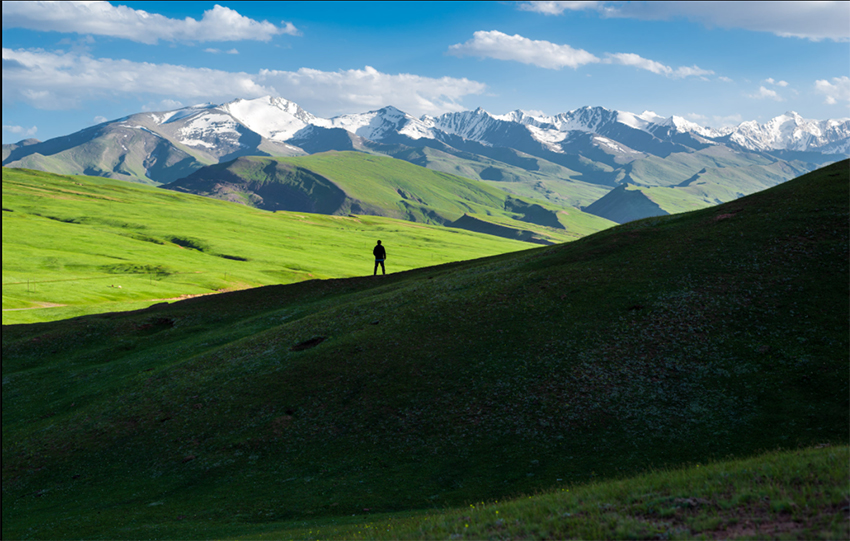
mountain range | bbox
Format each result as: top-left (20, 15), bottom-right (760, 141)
top-left (4, 96), bottom-right (848, 223)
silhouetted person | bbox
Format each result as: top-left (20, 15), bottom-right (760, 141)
top-left (373, 240), bottom-right (386, 275)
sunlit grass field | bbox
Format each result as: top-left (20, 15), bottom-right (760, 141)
top-left (2, 167), bottom-right (534, 324)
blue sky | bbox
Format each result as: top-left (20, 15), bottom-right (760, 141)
top-left (3, 1), bottom-right (849, 144)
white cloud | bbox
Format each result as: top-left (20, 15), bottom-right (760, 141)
top-left (448, 30), bottom-right (599, 69)
top-left (2, 124), bottom-right (38, 137)
top-left (747, 86), bottom-right (784, 101)
top-left (718, 76), bottom-right (734, 83)
top-left (448, 31), bottom-right (715, 79)
top-left (517, 1), bottom-right (604, 15)
top-left (1, 49), bottom-right (486, 117)
top-left (517, 1), bottom-right (850, 41)
top-left (141, 99), bottom-right (185, 112)
top-left (1, 1), bottom-right (299, 44)
top-left (764, 77), bottom-right (789, 87)
top-left (603, 53), bottom-right (714, 78)
top-left (2, 48), bottom-right (274, 109)
top-left (814, 76), bottom-right (850, 105)
top-left (204, 48), bottom-right (239, 54)
top-left (93, 115), bottom-right (107, 123)
top-left (257, 66), bottom-right (488, 116)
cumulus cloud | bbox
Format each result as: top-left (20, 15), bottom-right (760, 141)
top-left (604, 52), bottom-right (714, 78)
top-left (257, 66), bottom-right (487, 116)
top-left (517, 1), bottom-right (850, 41)
top-left (764, 77), bottom-right (789, 87)
top-left (814, 76), bottom-right (850, 105)
top-left (1, 49), bottom-right (486, 117)
top-left (517, 1), bottom-right (605, 15)
top-left (448, 30), bottom-right (599, 69)
top-left (448, 31), bottom-right (715, 79)
top-left (1, 48), bottom-right (274, 109)
top-left (205, 48), bottom-right (239, 55)
top-left (2, 124), bottom-right (38, 137)
top-left (747, 86), bottom-right (784, 101)
top-left (93, 115), bottom-right (107, 123)
top-left (1, 1), bottom-right (299, 44)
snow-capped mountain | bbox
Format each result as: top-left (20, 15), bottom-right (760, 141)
top-left (727, 112), bottom-right (850, 153)
top-left (4, 95), bottom-right (847, 199)
top-left (321, 105), bottom-right (435, 141)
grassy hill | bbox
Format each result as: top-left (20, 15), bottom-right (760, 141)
top-left (163, 152), bottom-right (615, 244)
top-left (581, 148), bottom-right (819, 224)
top-left (2, 167), bottom-right (537, 324)
top-left (2, 160), bottom-right (847, 539)
top-left (372, 143), bottom-right (613, 208)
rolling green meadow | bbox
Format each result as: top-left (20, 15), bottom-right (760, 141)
top-left (2, 161), bottom-right (848, 539)
top-left (163, 152), bottom-right (614, 243)
top-left (2, 167), bottom-right (538, 325)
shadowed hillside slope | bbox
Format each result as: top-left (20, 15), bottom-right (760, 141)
top-left (2, 161), bottom-right (848, 539)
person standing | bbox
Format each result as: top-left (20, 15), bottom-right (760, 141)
top-left (373, 240), bottom-right (387, 275)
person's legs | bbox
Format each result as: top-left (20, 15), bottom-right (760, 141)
top-left (380, 261), bottom-right (385, 275)
top-left (374, 260), bottom-right (379, 275)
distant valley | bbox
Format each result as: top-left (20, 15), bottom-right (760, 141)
top-left (4, 96), bottom-right (847, 226)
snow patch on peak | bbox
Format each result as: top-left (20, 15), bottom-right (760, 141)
top-left (493, 109), bottom-right (552, 125)
top-left (223, 95), bottom-right (316, 142)
top-left (662, 115), bottom-right (717, 137)
top-left (615, 111), bottom-right (654, 131)
top-left (593, 135), bottom-right (639, 154)
top-left (321, 106), bottom-right (434, 141)
top-left (638, 110), bottom-right (665, 123)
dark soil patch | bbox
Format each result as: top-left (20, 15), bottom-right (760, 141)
top-left (290, 336), bottom-right (327, 351)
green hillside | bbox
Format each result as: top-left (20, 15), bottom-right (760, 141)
top-left (374, 144), bottom-right (612, 208)
top-left (3, 161), bottom-right (847, 539)
top-left (164, 151), bottom-right (615, 244)
top-left (2, 167), bottom-right (535, 324)
top-left (583, 148), bottom-right (819, 223)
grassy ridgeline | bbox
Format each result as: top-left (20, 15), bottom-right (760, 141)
top-left (267, 445), bottom-right (850, 540)
top-left (2, 161), bottom-right (848, 539)
top-left (2, 167), bottom-right (533, 324)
